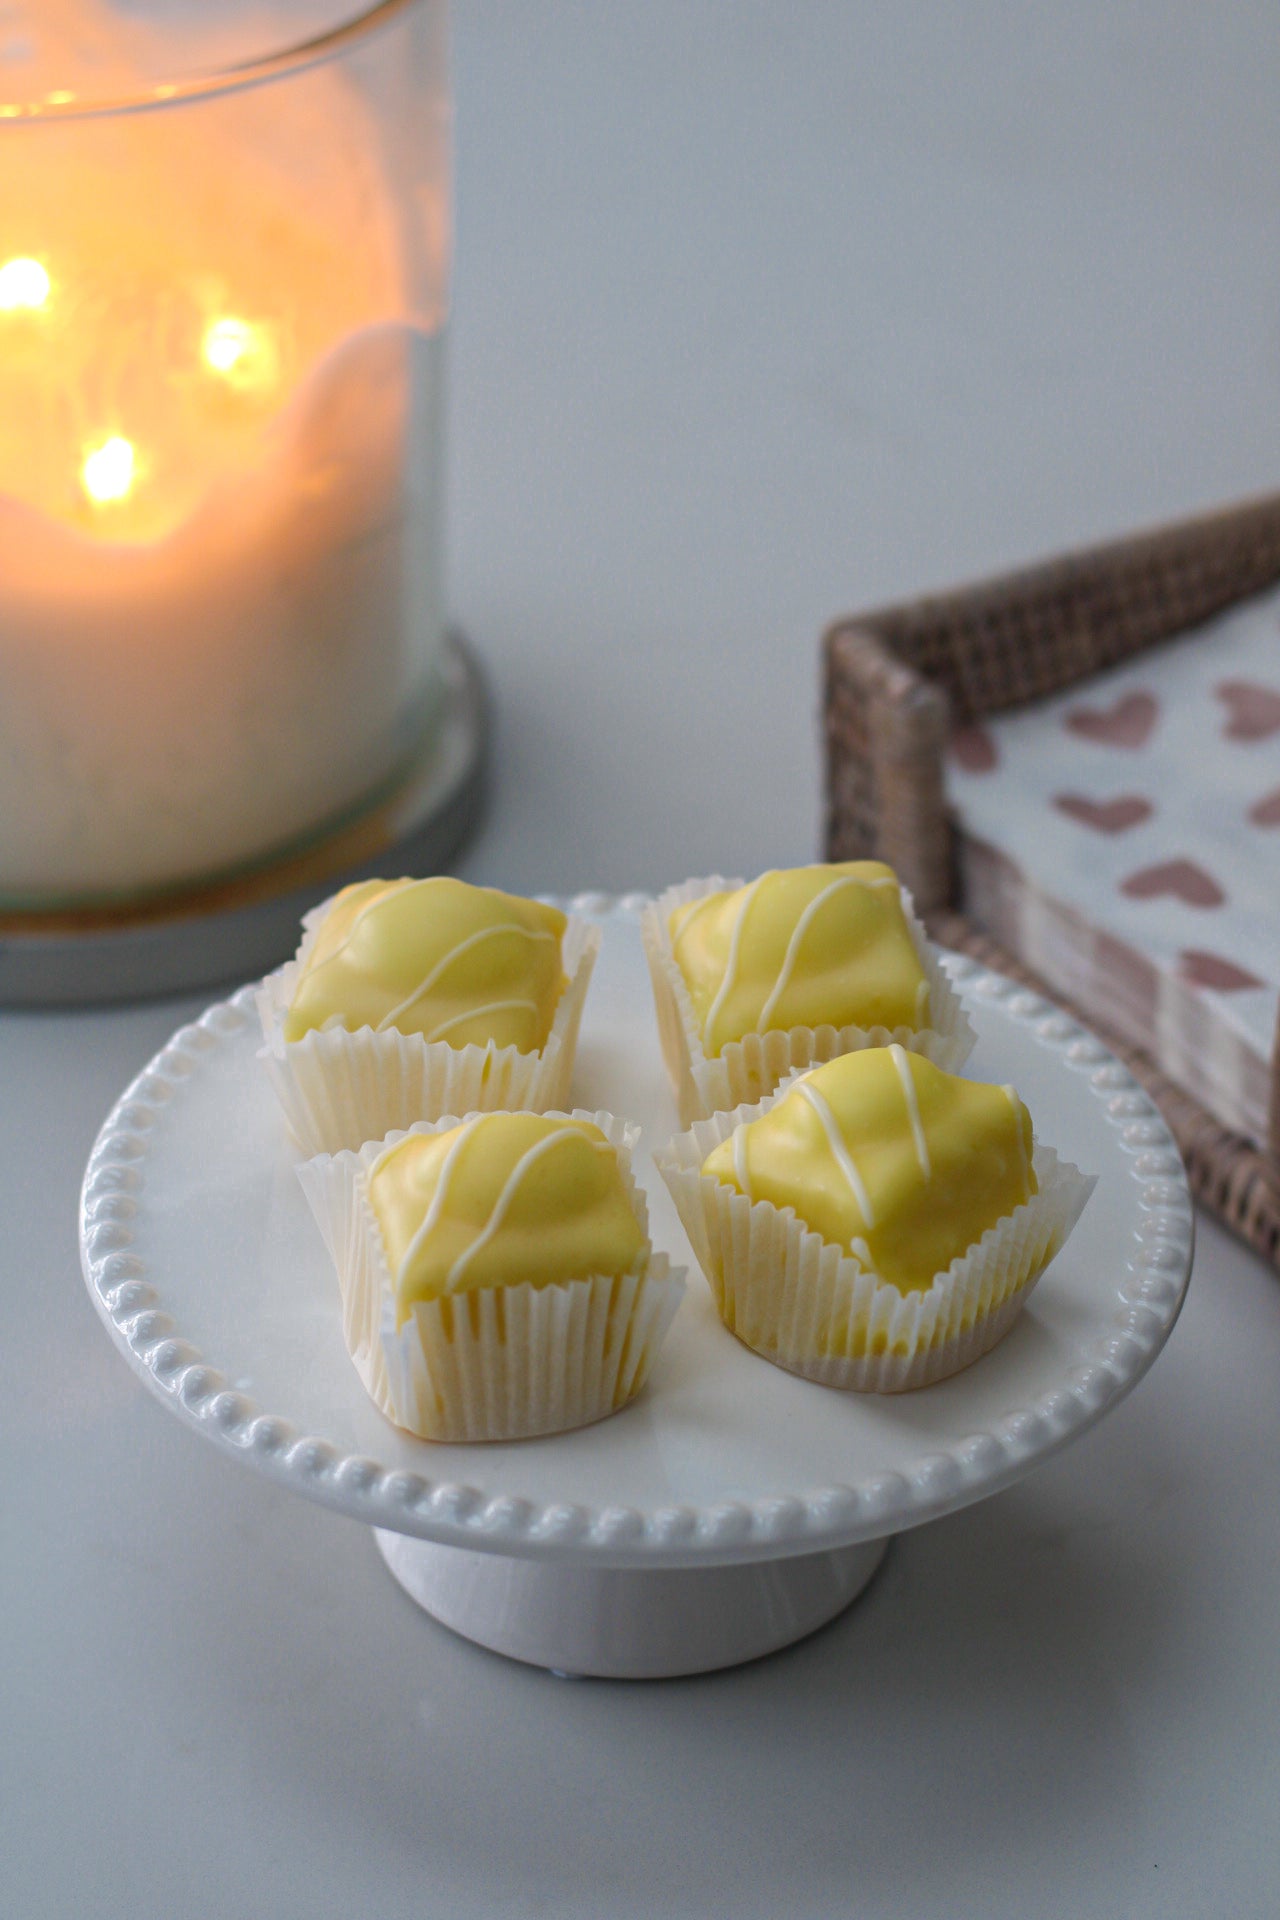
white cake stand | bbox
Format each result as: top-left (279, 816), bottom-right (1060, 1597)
top-left (79, 895), bottom-right (1193, 1678)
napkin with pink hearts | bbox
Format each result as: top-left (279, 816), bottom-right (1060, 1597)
top-left (947, 585), bottom-right (1280, 1144)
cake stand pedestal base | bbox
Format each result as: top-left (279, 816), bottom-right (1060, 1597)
top-left (373, 1530), bottom-right (890, 1679)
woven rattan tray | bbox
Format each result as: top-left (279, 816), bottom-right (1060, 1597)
top-left (823, 492), bottom-right (1280, 1271)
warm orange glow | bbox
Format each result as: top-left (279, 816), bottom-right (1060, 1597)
top-left (81, 435), bottom-right (137, 505)
top-left (0, 257), bottom-right (51, 311)
top-left (201, 315), bottom-right (277, 391)
top-left (0, 3), bottom-right (426, 547)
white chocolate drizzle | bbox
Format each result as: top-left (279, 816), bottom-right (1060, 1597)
top-left (702, 874), bottom-right (765, 1048)
top-left (692, 869), bottom-right (919, 1047)
top-left (375, 922), bottom-right (556, 1034)
top-left (669, 894), bottom-right (716, 947)
top-left (310, 879), bottom-right (413, 979)
top-left (385, 1116), bottom-right (484, 1290)
top-left (890, 1042), bottom-right (931, 1181)
top-left (424, 998), bottom-right (539, 1044)
top-left (796, 1079), bottom-right (875, 1228)
top-left (444, 1125), bottom-right (610, 1292)
top-left (1002, 1084), bottom-right (1031, 1201)
top-left (731, 1122), bottom-right (753, 1199)
top-left (756, 875), bottom-right (857, 1033)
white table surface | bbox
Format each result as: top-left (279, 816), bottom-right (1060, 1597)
top-left (6, 4), bottom-right (1280, 1914)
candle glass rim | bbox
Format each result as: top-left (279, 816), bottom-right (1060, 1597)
top-left (0, 0), bottom-right (426, 124)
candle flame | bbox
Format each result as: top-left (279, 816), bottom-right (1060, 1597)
top-left (0, 257), bottom-right (51, 312)
top-left (81, 436), bottom-right (137, 506)
top-left (202, 316), bottom-right (276, 392)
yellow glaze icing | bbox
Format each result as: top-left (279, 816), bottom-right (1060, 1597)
top-left (284, 877), bottom-right (567, 1048)
top-left (368, 1113), bottom-right (646, 1319)
top-left (702, 1046), bottom-right (1036, 1292)
top-left (669, 862), bottom-right (929, 1058)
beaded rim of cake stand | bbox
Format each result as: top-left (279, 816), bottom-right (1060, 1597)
top-left (78, 894), bottom-right (1194, 1567)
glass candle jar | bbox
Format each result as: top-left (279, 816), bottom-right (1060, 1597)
top-left (0, 0), bottom-right (449, 906)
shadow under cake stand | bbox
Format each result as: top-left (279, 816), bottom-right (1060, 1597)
top-left (79, 897), bottom-right (1194, 1679)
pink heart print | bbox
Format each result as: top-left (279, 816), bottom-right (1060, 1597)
top-left (1248, 786), bottom-right (1280, 827)
top-left (1053, 793), bottom-right (1153, 834)
top-left (950, 724), bottom-right (998, 773)
top-left (1120, 860), bottom-right (1225, 908)
top-left (1065, 691), bottom-right (1158, 749)
top-left (1179, 950), bottom-right (1265, 992)
top-left (1215, 681), bottom-right (1280, 742)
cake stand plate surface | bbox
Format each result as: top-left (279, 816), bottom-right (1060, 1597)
top-left (79, 897), bottom-right (1193, 1677)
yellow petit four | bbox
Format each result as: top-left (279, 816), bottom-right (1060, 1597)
top-left (701, 1046), bottom-right (1034, 1292)
top-left (656, 1046), bottom-right (1093, 1392)
top-left (670, 862), bottom-right (930, 1057)
top-left (284, 876), bottom-right (567, 1052)
top-left (643, 864), bottom-right (973, 1124)
top-left (297, 1110), bottom-right (685, 1442)
top-left (257, 878), bottom-right (601, 1156)
top-left (368, 1112), bottom-right (646, 1315)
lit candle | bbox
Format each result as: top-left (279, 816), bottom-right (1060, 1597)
top-left (0, 0), bottom-right (447, 904)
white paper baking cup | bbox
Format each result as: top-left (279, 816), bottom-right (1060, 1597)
top-left (296, 1109), bottom-right (687, 1442)
top-left (256, 900), bottom-right (601, 1157)
top-left (654, 1095), bottom-right (1094, 1393)
top-left (642, 874), bottom-right (976, 1124)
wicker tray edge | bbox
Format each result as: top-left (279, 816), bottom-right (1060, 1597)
top-left (822, 491), bottom-right (1280, 1271)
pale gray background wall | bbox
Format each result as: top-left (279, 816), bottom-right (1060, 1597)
top-left (449, 0), bottom-right (1280, 894)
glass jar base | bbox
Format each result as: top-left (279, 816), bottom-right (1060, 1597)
top-left (0, 629), bottom-right (487, 1006)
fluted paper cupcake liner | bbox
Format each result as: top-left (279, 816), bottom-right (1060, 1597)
top-left (655, 1099), bottom-right (1094, 1393)
top-left (257, 904), bottom-right (600, 1156)
top-left (642, 874), bottom-right (975, 1125)
top-left (296, 1108), bottom-right (686, 1442)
